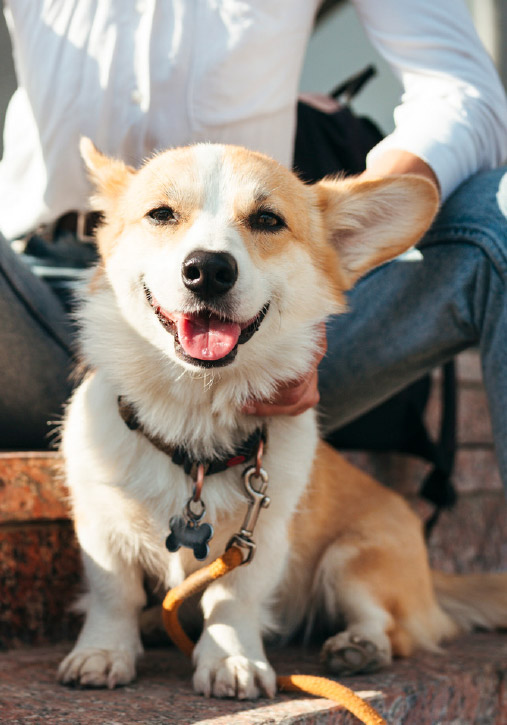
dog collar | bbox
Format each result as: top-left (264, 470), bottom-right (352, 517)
top-left (117, 396), bottom-right (267, 479)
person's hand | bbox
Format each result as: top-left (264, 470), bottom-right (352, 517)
top-left (242, 322), bottom-right (327, 417)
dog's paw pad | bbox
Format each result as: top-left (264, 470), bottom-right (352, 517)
top-left (194, 655), bottom-right (276, 699)
top-left (321, 632), bottom-right (390, 676)
top-left (58, 648), bottom-right (136, 689)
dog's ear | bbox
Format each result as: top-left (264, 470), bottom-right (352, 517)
top-left (80, 137), bottom-right (135, 204)
top-left (316, 175), bottom-right (439, 288)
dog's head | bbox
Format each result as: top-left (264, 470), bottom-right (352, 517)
top-left (81, 139), bottom-right (437, 382)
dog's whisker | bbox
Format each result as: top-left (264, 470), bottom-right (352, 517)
top-left (174, 368), bottom-right (188, 383)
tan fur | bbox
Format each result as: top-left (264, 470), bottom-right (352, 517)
top-left (280, 442), bottom-right (507, 664)
top-left (59, 140), bottom-right (507, 698)
top-left (87, 265), bottom-right (107, 295)
top-left (317, 175), bottom-right (439, 287)
top-left (432, 570), bottom-right (507, 630)
top-left (282, 443), bottom-right (459, 656)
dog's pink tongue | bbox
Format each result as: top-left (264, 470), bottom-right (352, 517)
top-left (177, 315), bottom-right (241, 360)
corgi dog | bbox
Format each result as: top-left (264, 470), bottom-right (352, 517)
top-left (58, 140), bottom-right (507, 698)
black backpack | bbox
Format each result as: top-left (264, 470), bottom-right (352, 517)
top-left (293, 66), bottom-right (457, 535)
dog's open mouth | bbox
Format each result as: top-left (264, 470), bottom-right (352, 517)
top-left (144, 285), bottom-right (269, 368)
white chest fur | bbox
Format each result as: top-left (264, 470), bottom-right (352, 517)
top-left (63, 370), bottom-right (318, 589)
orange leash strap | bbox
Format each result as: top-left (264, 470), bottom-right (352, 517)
top-left (162, 546), bottom-right (386, 725)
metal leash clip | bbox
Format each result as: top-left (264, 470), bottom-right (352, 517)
top-left (227, 463), bottom-right (270, 564)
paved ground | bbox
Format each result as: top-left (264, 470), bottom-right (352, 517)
top-left (1, 635), bottom-right (506, 724)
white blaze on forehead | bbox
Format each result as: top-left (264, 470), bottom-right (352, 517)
top-left (181, 144), bottom-right (237, 254)
top-left (190, 144), bottom-right (229, 217)
top-left (189, 143), bottom-right (264, 219)
top-left (182, 144), bottom-right (252, 263)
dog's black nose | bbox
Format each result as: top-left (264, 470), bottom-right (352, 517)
top-left (182, 250), bottom-right (238, 298)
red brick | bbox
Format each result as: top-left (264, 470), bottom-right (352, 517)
top-left (457, 387), bottom-right (494, 445)
top-left (341, 450), bottom-right (430, 496)
top-left (421, 491), bottom-right (507, 574)
top-left (454, 448), bottom-right (502, 492)
top-left (433, 350), bottom-right (483, 384)
top-left (425, 381), bottom-right (493, 446)
top-left (456, 349), bottom-right (483, 383)
top-left (342, 448), bottom-right (502, 496)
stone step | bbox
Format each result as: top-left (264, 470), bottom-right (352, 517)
top-left (2, 453), bottom-right (507, 648)
top-left (1, 348), bottom-right (505, 648)
top-left (1, 636), bottom-right (505, 724)
top-left (0, 452), bottom-right (81, 648)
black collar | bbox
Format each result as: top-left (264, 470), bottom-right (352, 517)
top-left (118, 396), bottom-right (266, 479)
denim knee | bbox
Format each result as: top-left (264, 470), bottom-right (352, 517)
top-left (421, 167), bottom-right (507, 279)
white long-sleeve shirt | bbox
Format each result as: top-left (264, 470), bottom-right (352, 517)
top-left (1, 0), bottom-right (506, 241)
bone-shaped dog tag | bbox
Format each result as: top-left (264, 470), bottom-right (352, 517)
top-left (165, 504), bottom-right (213, 561)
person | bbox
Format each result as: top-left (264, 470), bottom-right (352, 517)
top-left (1, 0), bottom-right (507, 489)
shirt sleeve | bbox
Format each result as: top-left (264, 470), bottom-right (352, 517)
top-left (354, 0), bottom-right (507, 201)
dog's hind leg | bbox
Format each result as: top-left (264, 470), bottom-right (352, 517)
top-left (313, 543), bottom-right (394, 675)
top-left (290, 445), bottom-right (456, 674)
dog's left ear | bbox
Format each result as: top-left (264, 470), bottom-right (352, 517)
top-left (316, 175), bottom-right (439, 288)
top-left (80, 137), bottom-right (135, 206)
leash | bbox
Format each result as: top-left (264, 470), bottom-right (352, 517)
top-left (161, 546), bottom-right (386, 725)
top-left (160, 439), bottom-right (387, 725)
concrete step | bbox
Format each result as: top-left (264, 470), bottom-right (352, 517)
top-left (1, 636), bottom-right (506, 724)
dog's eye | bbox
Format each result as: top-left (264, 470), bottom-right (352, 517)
top-left (249, 210), bottom-right (286, 232)
top-left (147, 207), bottom-right (178, 224)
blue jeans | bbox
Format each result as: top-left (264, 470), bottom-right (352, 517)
top-left (2, 168), bottom-right (507, 491)
top-left (319, 167), bottom-right (507, 488)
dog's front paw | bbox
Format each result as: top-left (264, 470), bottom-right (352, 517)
top-left (193, 654), bottom-right (276, 699)
top-left (58, 647), bottom-right (137, 689)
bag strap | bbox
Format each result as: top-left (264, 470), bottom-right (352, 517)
top-left (420, 361), bottom-right (458, 537)
top-left (330, 64), bottom-right (377, 103)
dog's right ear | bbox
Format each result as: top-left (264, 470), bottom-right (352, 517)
top-left (80, 137), bottom-right (135, 205)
